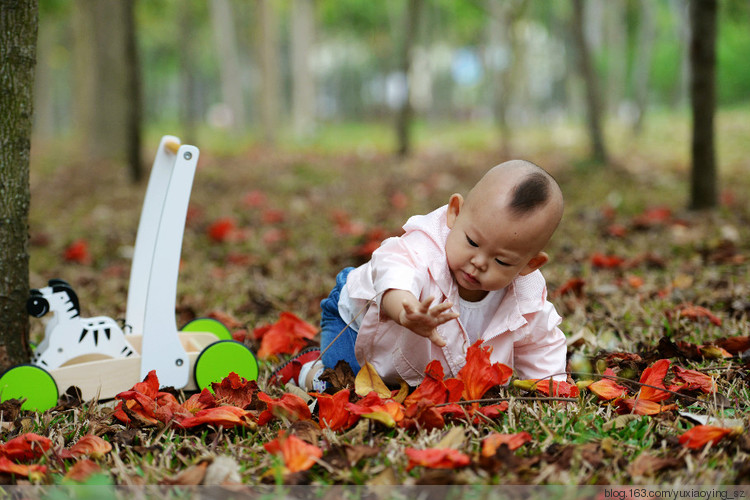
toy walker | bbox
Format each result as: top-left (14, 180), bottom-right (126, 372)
top-left (0, 136), bottom-right (258, 411)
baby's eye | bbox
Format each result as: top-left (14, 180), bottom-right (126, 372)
top-left (466, 235), bottom-right (478, 247)
top-left (495, 258), bottom-right (511, 267)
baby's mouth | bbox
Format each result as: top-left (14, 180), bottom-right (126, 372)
top-left (462, 270), bottom-right (479, 285)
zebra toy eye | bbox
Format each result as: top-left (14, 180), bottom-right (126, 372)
top-left (27, 296), bottom-right (49, 318)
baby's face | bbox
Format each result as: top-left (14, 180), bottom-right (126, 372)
top-left (445, 195), bottom-right (551, 302)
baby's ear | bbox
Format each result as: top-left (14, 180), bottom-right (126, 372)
top-left (446, 194), bottom-right (463, 229)
top-left (519, 252), bottom-right (549, 276)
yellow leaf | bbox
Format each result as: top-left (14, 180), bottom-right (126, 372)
top-left (355, 362), bottom-right (391, 398)
top-left (392, 380), bottom-right (410, 404)
top-left (362, 411), bottom-right (396, 428)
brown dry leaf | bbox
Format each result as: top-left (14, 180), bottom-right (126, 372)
top-left (64, 459), bottom-right (101, 482)
top-left (355, 362), bottom-right (391, 398)
top-left (203, 456), bottom-right (241, 485)
top-left (159, 461), bottom-right (208, 486)
top-left (627, 453), bottom-right (684, 477)
top-left (391, 380), bottom-right (410, 404)
top-left (435, 426), bottom-right (466, 449)
top-left (289, 419), bottom-right (322, 445)
top-left (326, 444), bottom-right (380, 469)
top-left (320, 360), bottom-right (356, 390)
top-left (366, 467), bottom-right (398, 486)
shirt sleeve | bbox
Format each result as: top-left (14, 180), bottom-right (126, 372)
top-left (512, 300), bottom-right (568, 381)
top-left (369, 234), bottom-right (427, 300)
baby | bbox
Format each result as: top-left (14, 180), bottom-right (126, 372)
top-left (273, 159), bottom-right (567, 391)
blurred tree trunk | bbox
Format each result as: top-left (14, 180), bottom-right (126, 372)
top-left (33, 12), bottom-right (56, 140)
top-left (258, 0), bottom-right (280, 145)
top-left (395, 0), bottom-right (423, 157)
top-left (291, 0), bottom-right (316, 139)
top-left (179, 2), bottom-right (200, 144)
top-left (632, 0), bottom-right (655, 134)
top-left (669, 0), bottom-right (691, 109)
top-left (689, 0), bottom-right (718, 210)
top-left (571, 0), bottom-right (608, 164)
top-left (210, 0), bottom-right (246, 133)
top-left (0, 0), bottom-right (37, 369)
top-left (604, 1), bottom-right (626, 115)
top-left (487, 0), bottom-right (527, 156)
top-left (72, 0), bottom-right (142, 182)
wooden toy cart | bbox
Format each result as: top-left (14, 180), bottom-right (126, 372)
top-left (0, 136), bottom-right (258, 411)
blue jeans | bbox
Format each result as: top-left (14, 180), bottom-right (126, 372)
top-left (320, 267), bottom-right (361, 374)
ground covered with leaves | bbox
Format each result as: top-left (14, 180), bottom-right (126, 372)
top-left (9, 121), bottom-right (750, 487)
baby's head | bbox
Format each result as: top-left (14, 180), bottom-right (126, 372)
top-left (445, 160), bottom-right (563, 301)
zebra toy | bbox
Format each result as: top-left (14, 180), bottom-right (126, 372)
top-left (27, 279), bottom-right (136, 370)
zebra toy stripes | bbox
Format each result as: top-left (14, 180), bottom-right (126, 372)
top-left (27, 279), bottom-right (136, 370)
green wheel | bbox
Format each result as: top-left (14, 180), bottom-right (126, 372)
top-left (193, 340), bottom-right (258, 391)
top-left (181, 318), bottom-right (232, 341)
top-left (0, 364), bottom-right (58, 411)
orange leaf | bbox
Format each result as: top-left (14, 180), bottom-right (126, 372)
top-left (182, 389), bottom-right (218, 414)
top-left (400, 400), bottom-right (445, 431)
top-left (178, 406), bottom-right (252, 428)
top-left (474, 402), bottom-right (509, 420)
top-left (552, 277), bottom-right (586, 298)
top-left (673, 304), bottom-right (722, 326)
top-left (211, 372), bottom-right (257, 408)
top-left (615, 398), bottom-right (677, 416)
top-left (513, 379), bottom-right (579, 398)
top-left (346, 392), bottom-right (404, 427)
top-left (258, 392), bottom-right (312, 422)
top-left (207, 217), bottom-right (237, 243)
top-left (404, 360), bottom-right (464, 406)
top-left (315, 389), bottom-right (359, 432)
top-left (256, 312), bottom-right (318, 359)
top-left (63, 239), bottom-right (91, 264)
top-left (457, 340), bottom-right (513, 401)
top-left (264, 431), bottom-right (322, 473)
top-left (0, 433), bottom-right (52, 461)
top-left (0, 456), bottom-right (47, 480)
top-left (481, 432), bottom-right (532, 457)
top-left (591, 253), bottom-right (625, 269)
top-left (64, 459), bottom-right (102, 482)
top-left (404, 448), bottom-right (470, 471)
top-left (61, 435), bottom-right (112, 459)
top-left (588, 369), bottom-right (628, 400)
top-left (638, 359), bottom-right (671, 402)
top-left (678, 425), bottom-right (734, 450)
top-left (670, 366), bottom-right (716, 394)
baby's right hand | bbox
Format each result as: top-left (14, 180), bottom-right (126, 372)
top-left (398, 296), bottom-right (458, 347)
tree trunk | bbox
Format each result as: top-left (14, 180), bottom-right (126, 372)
top-left (689, 0), bottom-right (718, 210)
top-left (571, 0), bottom-right (608, 164)
top-left (178, 2), bottom-right (200, 144)
top-left (395, 0), bottom-right (423, 157)
top-left (604, 0), bottom-right (627, 115)
top-left (210, 0), bottom-right (246, 132)
top-left (632, 0), bottom-right (655, 134)
top-left (0, 0), bottom-right (37, 369)
top-left (124, 0), bottom-right (142, 182)
top-left (258, 0), bottom-right (281, 145)
top-left (291, 0), bottom-right (316, 139)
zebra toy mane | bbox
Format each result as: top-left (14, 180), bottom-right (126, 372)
top-left (48, 279), bottom-right (80, 317)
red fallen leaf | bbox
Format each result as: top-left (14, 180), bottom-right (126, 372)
top-left (615, 398), bottom-right (677, 416)
top-left (178, 406), bottom-right (252, 428)
top-left (434, 403), bottom-right (468, 420)
top-left (481, 431), bottom-right (532, 457)
top-left (590, 253), bottom-right (625, 269)
top-left (404, 360), bottom-right (464, 406)
top-left (261, 208), bottom-right (286, 224)
top-left (258, 392), bottom-right (312, 422)
top-left (458, 340), bottom-right (513, 401)
top-left (0, 456), bottom-right (47, 479)
top-left (63, 239), bottom-right (91, 264)
top-left (59, 435), bottom-right (112, 459)
top-left (243, 190), bottom-right (267, 208)
top-left (670, 366), bottom-right (716, 394)
top-left (354, 227), bottom-right (390, 257)
top-left (182, 389), bottom-right (217, 414)
top-left (474, 402), bottom-right (509, 420)
top-left (552, 277), bottom-right (586, 298)
top-left (256, 312), bottom-right (318, 359)
top-left (513, 379), bottom-right (580, 398)
top-left (679, 425), bottom-right (734, 450)
top-left (399, 400), bottom-right (445, 431)
top-left (205, 310), bottom-right (243, 329)
top-left (211, 372), bottom-right (257, 409)
top-left (638, 359), bottom-right (671, 402)
top-left (714, 336), bottom-right (750, 355)
top-left (625, 275), bottom-right (644, 289)
top-left (264, 431), bottom-right (322, 473)
top-left (64, 458), bottom-right (101, 482)
top-left (607, 224), bottom-right (628, 238)
top-left (389, 191), bottom-right (409, 210)
top-left (587, 369), bottom-right (628, 401)
top-left (404, 448), bottom-right (470, 471)
top-left (315, 389), bottom-right (359, 432)
top-left (632, 206), bottom-right (672, 229)
top-left (672, 304), bottom-right (722, 327)
top-left (346, 392), bottom-right (404, 427)
top-left (207, 217), bottom-right (237, 243)
top-left (0, 433), bottom-right (52, 461)
top-left (261, 228), bottom-right (287, 245)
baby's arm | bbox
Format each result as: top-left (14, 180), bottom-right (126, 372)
top-left (381, 290), bottom-right (458, 347)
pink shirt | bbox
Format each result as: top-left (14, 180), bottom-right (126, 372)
top-left (345, 205), bottom-right (567, 386)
